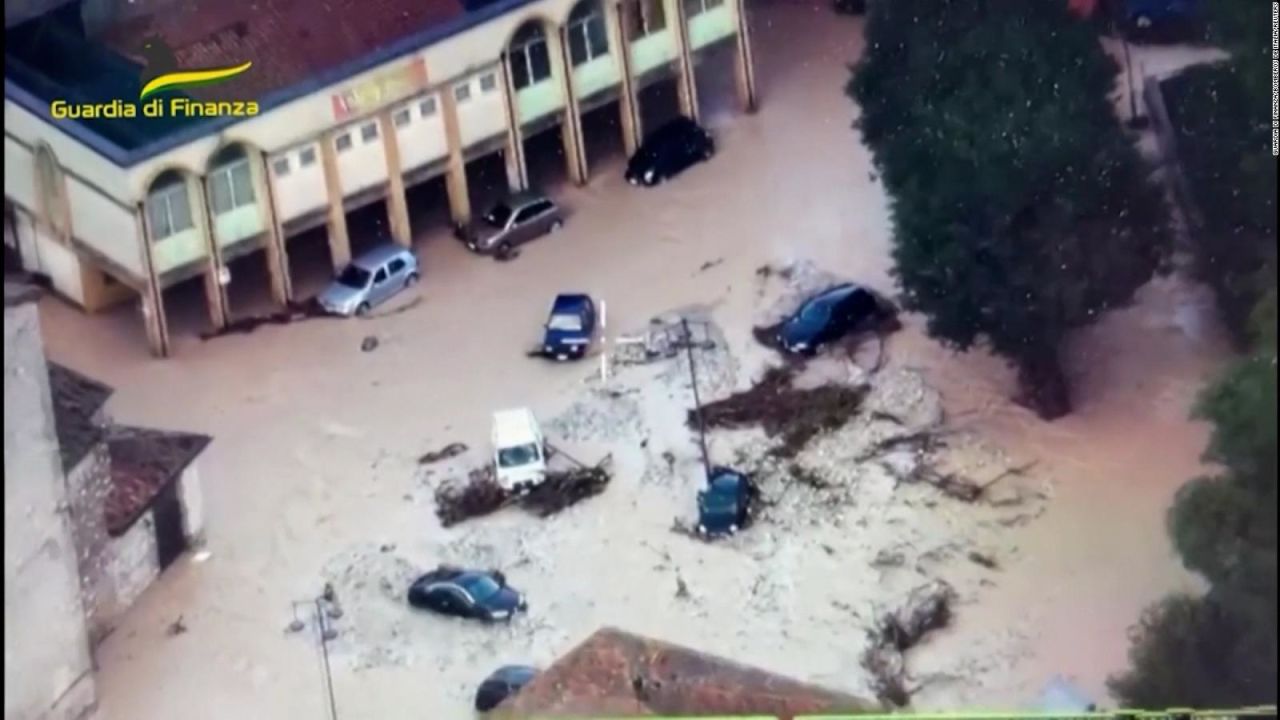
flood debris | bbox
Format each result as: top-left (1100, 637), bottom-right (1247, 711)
top-left (417, 442), bottom-right (468, 465)
top-left (200, 299), bottom-right (330, 340)
top-left (697, 257), bottom-right (724, 273)
top-left (166, 615), bottom-right (187, 636)
top-left (691, 365), bottom-right (869, 459)
top-left (861, 580), bottom-right (959, 707)
top-left (360, 336), bottom-right (379, 352)
top-left (433, 456), bottom-right (613, 527)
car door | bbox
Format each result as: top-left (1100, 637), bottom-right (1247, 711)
top-left (369, 265), bottom-right (392, 305)
top-left (387, 256), bottom-right (408, 288)
top-left (510, 204), bottom-right (541, 245)
top-left (582, 298), bottom-right (596, 338)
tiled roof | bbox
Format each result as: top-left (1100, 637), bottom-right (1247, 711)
top-left (47, 362), bottom-right (114, 472)
top-left (496, 627), bottom-right (879, 718)
top-left (101, 0), bottom-right (468, 102)
top-left (106, 426), bottom-right (210, 536)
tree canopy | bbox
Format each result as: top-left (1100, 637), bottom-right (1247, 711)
top-left (849, 0), bottom-right (1169, 418)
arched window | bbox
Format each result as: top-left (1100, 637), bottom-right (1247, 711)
top-left (146, 171), bottom-right (195, 241)
top-left (567, 0), bottom-right (609, 66)
top-left (625, 0), bottom-right (666, 40)
top-left (207, 145), bottom-right (256, 216)
top-left (33, 145), bottom-right (70, 240)
top-left (509, 22), bottom-right (552, 90)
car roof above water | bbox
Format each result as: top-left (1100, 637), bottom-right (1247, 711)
top-left (351, 243), bottom-right (413, 270)
top-left (551, 293), bottom-right (591, 313)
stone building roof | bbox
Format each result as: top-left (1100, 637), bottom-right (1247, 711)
top-left (495, 627), bottom-right (879, 718)
top-left (105, 426), bottom-right (211, 536)
top-left (47, 362), bottom-right (114, 473)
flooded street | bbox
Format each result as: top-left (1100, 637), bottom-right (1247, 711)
top-left (33, 2), bottom-right (1229, 716)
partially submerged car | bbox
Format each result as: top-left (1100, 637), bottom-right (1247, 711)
top-left (458, 191), bottom-right (563, 257)
top-left (492, 408), bottom-right (547, 492)
top-left (696, 466), bottom-right (756, 538)
top-left (625, 116), bottom-right (715, 187)
top-left (474, 665), bottom-right (539, 712)
top-left (777, 283), bottom-right (895, 356)
top-left (317, 244), bottom-right (419, 316)
top-left (407, 565), bottom-right (527, 622)
top-left (541, 293), bottom-right (596, 361)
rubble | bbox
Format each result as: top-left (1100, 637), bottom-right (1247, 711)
top-left (862, 580), bottom-right (959, 707)
top-left (418, 442), bottom-right (468, 465)
top-left (433, 457), bottom-right (613, 527)
top-left (199, 299), bottom-right (330, 339)
top-left (692, 365), bottom-right (869, 459)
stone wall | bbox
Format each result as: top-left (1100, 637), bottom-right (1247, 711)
top-left (101, 510), bottom-right (161, 620)
top-left (3, 297), bottom-right (98, 720)
top-left (63, 439), bottom-right (115, 645)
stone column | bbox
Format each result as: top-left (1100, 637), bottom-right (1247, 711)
top-left (253, 150), bottom-right (292, 305)
top-left (607, 0), bottom-right (642, 155)
top-left (440, 85), bottom-right (473, 227)
top-left (378, 110), bottom-right (413, 247)
top-left (499, 56), bottom-right (530, 192)
top-left (664, 0), bottom-right (700, 121)
top-left (319, 132), bottom-right (352, 270)
top-left (135, 203), bottom-right (170, 358)
top-left (732, 0), bottom-right (758, 112)
top-left (548, 24), bottom-right (590, 185)
top-left (194, 176), bottom-right (230, 329)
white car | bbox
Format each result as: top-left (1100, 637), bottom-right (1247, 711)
top-left (491, 408), bottom-right (546, 492)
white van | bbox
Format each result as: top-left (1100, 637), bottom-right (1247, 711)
top-left (491, 408), bottom-right (547, 492)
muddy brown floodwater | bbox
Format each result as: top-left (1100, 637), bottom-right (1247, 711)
top-left (33, 3), bottom-right (1229, 718)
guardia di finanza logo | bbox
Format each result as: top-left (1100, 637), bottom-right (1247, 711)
top-left (50, 36), bottom-right (258, 120)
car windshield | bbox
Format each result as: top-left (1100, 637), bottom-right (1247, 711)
top-left (701, 487), bottom-right (738, 512)
top-left (336, 265), bottom-right (371, 289)
top-left (459, 574), bottom-right (502, 602)
top-left (497, 443), bottom-right (540, 468)
top-left (547, 313), bottom-right (583, 331)
top-left (485, 204), bottom-right (513, 228)
top-left (798, 296), bottom-right (834, 325)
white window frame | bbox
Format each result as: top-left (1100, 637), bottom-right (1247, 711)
top-left (567, 7), bottom-right (610, 65)
top-left (509, 31), bottom-right (553, 90)
top-left (147, 183), bottom-right (194, 241)
top-left (208, 158), bottom-right (256, 215)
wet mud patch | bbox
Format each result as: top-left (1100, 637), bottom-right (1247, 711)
top-left (317, 545), bottom-right (423, 670)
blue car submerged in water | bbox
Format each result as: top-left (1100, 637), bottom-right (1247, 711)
top-left (697, 467), bottom-right (757, 538)
top-left (541, 293), bottom-right (596, 360)
top-left (407, 566), bottom-right (527, 622)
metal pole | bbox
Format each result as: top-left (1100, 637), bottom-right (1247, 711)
top-left (315, 599), bottom-right (339, 720)
top-left (681, 319), bottom-right (713, 479)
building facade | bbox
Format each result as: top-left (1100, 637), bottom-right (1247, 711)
top-left (4, 280), bottom-right (210, 720)
top-left (4, 0), bottom-right (758, 356)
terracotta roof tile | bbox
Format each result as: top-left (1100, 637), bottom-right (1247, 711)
top-left (102, 0), bottom-right (466, 102)
top-left (105, 426), bottom-right (210, 536)
top-left (497, 628), bottom-right (880, 718)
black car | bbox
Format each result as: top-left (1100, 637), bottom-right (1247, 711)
top-left (625, 116), bottom-right (715, 186)
top-left (406, 565), bottom-right (527, 622)
top-left (696, 466), bottom-right (756, 538)
top-left (474, 665), bottom-right (539, 712)
top-left (777, 283), bottom-right (893, 356)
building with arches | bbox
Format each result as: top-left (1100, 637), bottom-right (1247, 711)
top-left (4, 0), bottom-right (757, 356)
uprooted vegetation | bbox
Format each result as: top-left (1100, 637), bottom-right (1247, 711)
top-left (689, 365), bottom-right (869, 459)
top-left (434, 458), bottom-right (612, 527)
top-left (861, 580), bottom-right (959, 707)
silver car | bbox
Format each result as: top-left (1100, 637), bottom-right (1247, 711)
top-left (317, 244), bottom-right (419, 317)
top-left (459, 191), bottom-right (564, 256)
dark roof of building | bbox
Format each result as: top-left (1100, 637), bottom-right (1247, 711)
top-left (5, 0), bottom-right (537, 165)
top-left (106, 425), bottom-right (210, 536)
top-left (495, 628), bottom-right (879, 719)
top-left (47, 362), bottom-right (114, 472)
top-left (100, 0), bottom-right (467, 103)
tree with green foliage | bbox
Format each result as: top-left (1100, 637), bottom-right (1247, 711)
top-left (1110, 289), bottom-right (1277, 707)
top-left (849, 0), bottom-right (1169, 419)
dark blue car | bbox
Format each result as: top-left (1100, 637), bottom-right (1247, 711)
top-left (697, 467), bottom-right (756, 537)
top-left (474, 665), bottom-right (539, 712)
top-left (541, 293), bottom-right (596, 360)
top-left (777, 283), bottom-right (891, 356)
top-left (407, 566), bottom-right (527, 622)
